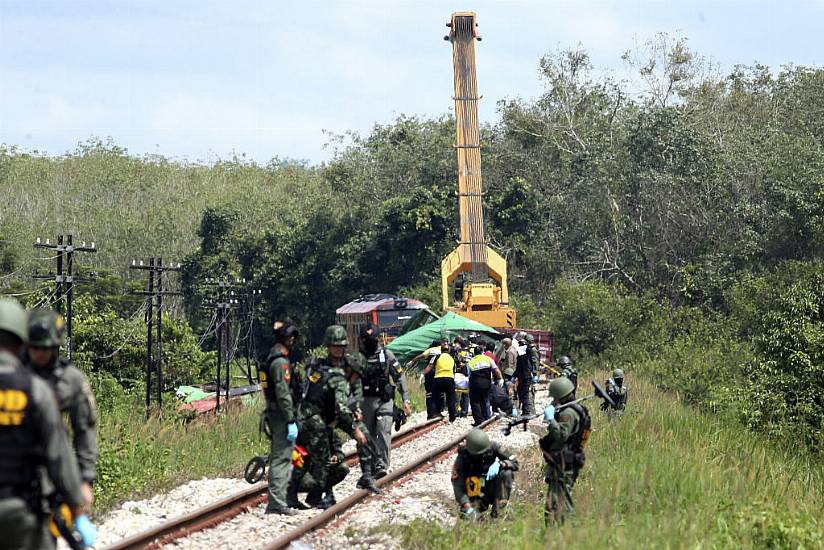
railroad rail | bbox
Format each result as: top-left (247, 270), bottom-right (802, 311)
top-left (103, 416), bottom-right (445, 550)
top-left (264, 414), bottom-right (501, 550)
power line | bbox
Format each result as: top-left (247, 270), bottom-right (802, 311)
top-left (130, 257), bottom-right (182, 417)
top-left (32, 234), bottom-right (97, 360)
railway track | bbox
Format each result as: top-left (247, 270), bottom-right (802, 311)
top-left (263, 414), bottom-right (502, 550)
top-left (103, 416), bottom-right (445, 550)
top-left (104, 386), bottom-right (549, 550)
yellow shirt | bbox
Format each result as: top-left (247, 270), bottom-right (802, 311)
top-left (434, 353), bottom-right (455, 379)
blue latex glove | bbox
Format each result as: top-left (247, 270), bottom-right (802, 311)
top-left (486, 458), bottom-right (501, 480)
top-left (286, 422), bottom-right (299, 443)
top-left (543, 404), bottom-right (556, 421)
top-left (511, 407), bottom-right (519, 417)
top-left (531, 375), bottom-right (538, 384)
top-left (74, 514), bottom-right (97, 548)
top-left (462, 506), bottom-right (478, 520)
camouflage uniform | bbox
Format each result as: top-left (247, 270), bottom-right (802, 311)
top-left (0, 300), bottom-right (85, 550)
top-left (540, 377), bottom-right (590, 523)
top-left (289, 352), bottom-right (360, 507)
top-left (451, 430), bottom-right (518, 519)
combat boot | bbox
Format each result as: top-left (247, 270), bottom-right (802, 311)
top-left (373, 461), bottom-right (388, 480)
top-left (356, 474), bottom-right (383, 494)
top-left (286, 482), bottom-right (309, 510)
top-left (323, 486), bottom-right (337, 506)
top-left (305, 488), bottom-right (333, 509)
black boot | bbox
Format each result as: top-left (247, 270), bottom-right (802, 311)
top-left (323, 486), bottom-right (337, 506)
top-left (305, 488), bottom-right (333, 509)
top-left (356, 474), bottom-right (382, 494)
top-left (286, 481), bottom-right (309, 510)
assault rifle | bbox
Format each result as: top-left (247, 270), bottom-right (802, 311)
top-left (502, 381), bottom-right (615, 437)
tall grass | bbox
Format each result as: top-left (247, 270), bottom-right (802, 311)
top-left (94, 394), bottom-right (267, 512)
top-left (390, 375), bottom-right (824, 549)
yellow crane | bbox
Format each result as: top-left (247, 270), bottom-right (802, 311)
top-left (440, 12), bottom-right (516, 329)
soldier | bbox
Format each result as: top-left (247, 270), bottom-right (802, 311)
top-left (603, 368), bottom-right (628, 415)
top-left (287, 325), bottom-right (368, 510)
top-left (540, 377), bottom-right (591, 524)
top-left (25, 309), bottom-right (99, 513)
top-left (341, 349), bottom-right (383, 494)
top-left (525, 334), bottom-right (540, 382)
top-left (259, 320), bottom-right (300, 515)
top-left (296, 429), bottom-right (349, 505)
top-left (556, 355), bottom-right (577, 390)
top-left (358, 323), bottom-right (411, 474)
top-left (0, 299), bottom-right (95, 549)
top-left (451, 429), bottom-right (518, 520)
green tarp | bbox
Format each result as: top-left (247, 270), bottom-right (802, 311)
top-left (387, 311), bottom-right (499, 365)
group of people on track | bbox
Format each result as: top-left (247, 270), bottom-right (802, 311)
top-left (259, 318), bottom-right (629, 524)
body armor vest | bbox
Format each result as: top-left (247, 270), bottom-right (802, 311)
top-left (458, 444), bottom-right (500, 478)
top-left (362, 350), bottom-right (390, 399)
top-left (301, 361), bottom-right (340, 424)
top-left (261, 350), bottom-right (287, 404)
top-left (0, 365), bottom-right (36, 486)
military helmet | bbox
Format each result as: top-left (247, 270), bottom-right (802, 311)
top-left (0, 298), bottom-right (28, 344)
top-left (524, 333), bottom-right (535, 343)
top-left (557, 355), bottom-right (573, 368)
top-left (28, 309), bottom-right (66, 348)
top-left (549, 376), bottom-right (575, 400)
top-left (613, 368), bottom-right (624, 379)
top-left (324, 324), bottom-right (349, 347)
top-left (465, 428), bottom-right (491, 455)
top-left (345, 352), bottom-right (367, 375)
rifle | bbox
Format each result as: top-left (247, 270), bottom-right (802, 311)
top-left (501, 381), bottom-right (615, 437)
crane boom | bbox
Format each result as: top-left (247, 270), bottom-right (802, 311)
top-left (441, 12), bottom-right (516, 329)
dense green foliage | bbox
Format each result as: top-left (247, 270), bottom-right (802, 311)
top-left (2, 34), bottom-right (824, 513)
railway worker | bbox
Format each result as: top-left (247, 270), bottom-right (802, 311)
top-left (467, 345), bottom-right (500, 426)
top-left (421, 340), bottom-right (457, 422)
top-left (557, 355), bottom-right (578, 390)
top-left (0, 299), bottom-right (95, 549)
top-left (25, 309), bottom-right (99, 514)
top-left (358, 323), bottom-right (411, 473)
top-left (259, 320), bottom-right (300, 515)
top-left (341, 348), bottom-right (383, 494)
top-left (452, 428), bottom-right (519, 520)
top-left (540, 377), bottom-right (591, 523)
top-left (602, 368), bottom-right (628, 416)
top-left (287, 325), bottom-right (368, 510)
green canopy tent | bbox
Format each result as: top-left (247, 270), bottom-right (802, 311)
top-left (387, 311), bottom-right (499, 365)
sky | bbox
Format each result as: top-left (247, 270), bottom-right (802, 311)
top-left (2, 0), bottom-right (824, 164)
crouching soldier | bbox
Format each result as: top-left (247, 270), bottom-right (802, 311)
top-left (540, 377), bottom-right (591, 524)
top-left (452, 429), bottom-right (518, 520)
top-left (602, 368), bottom-right (628, 417)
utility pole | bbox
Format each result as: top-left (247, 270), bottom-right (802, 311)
top-left (130, 257), bottom-right (182, 417)
top-left (33, 234), bottom-right (97, 359)
top-left (204, 278), bottom-right (245, 412)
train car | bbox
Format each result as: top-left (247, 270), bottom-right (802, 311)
top-left (335, 294), bottom-right (429, 352)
